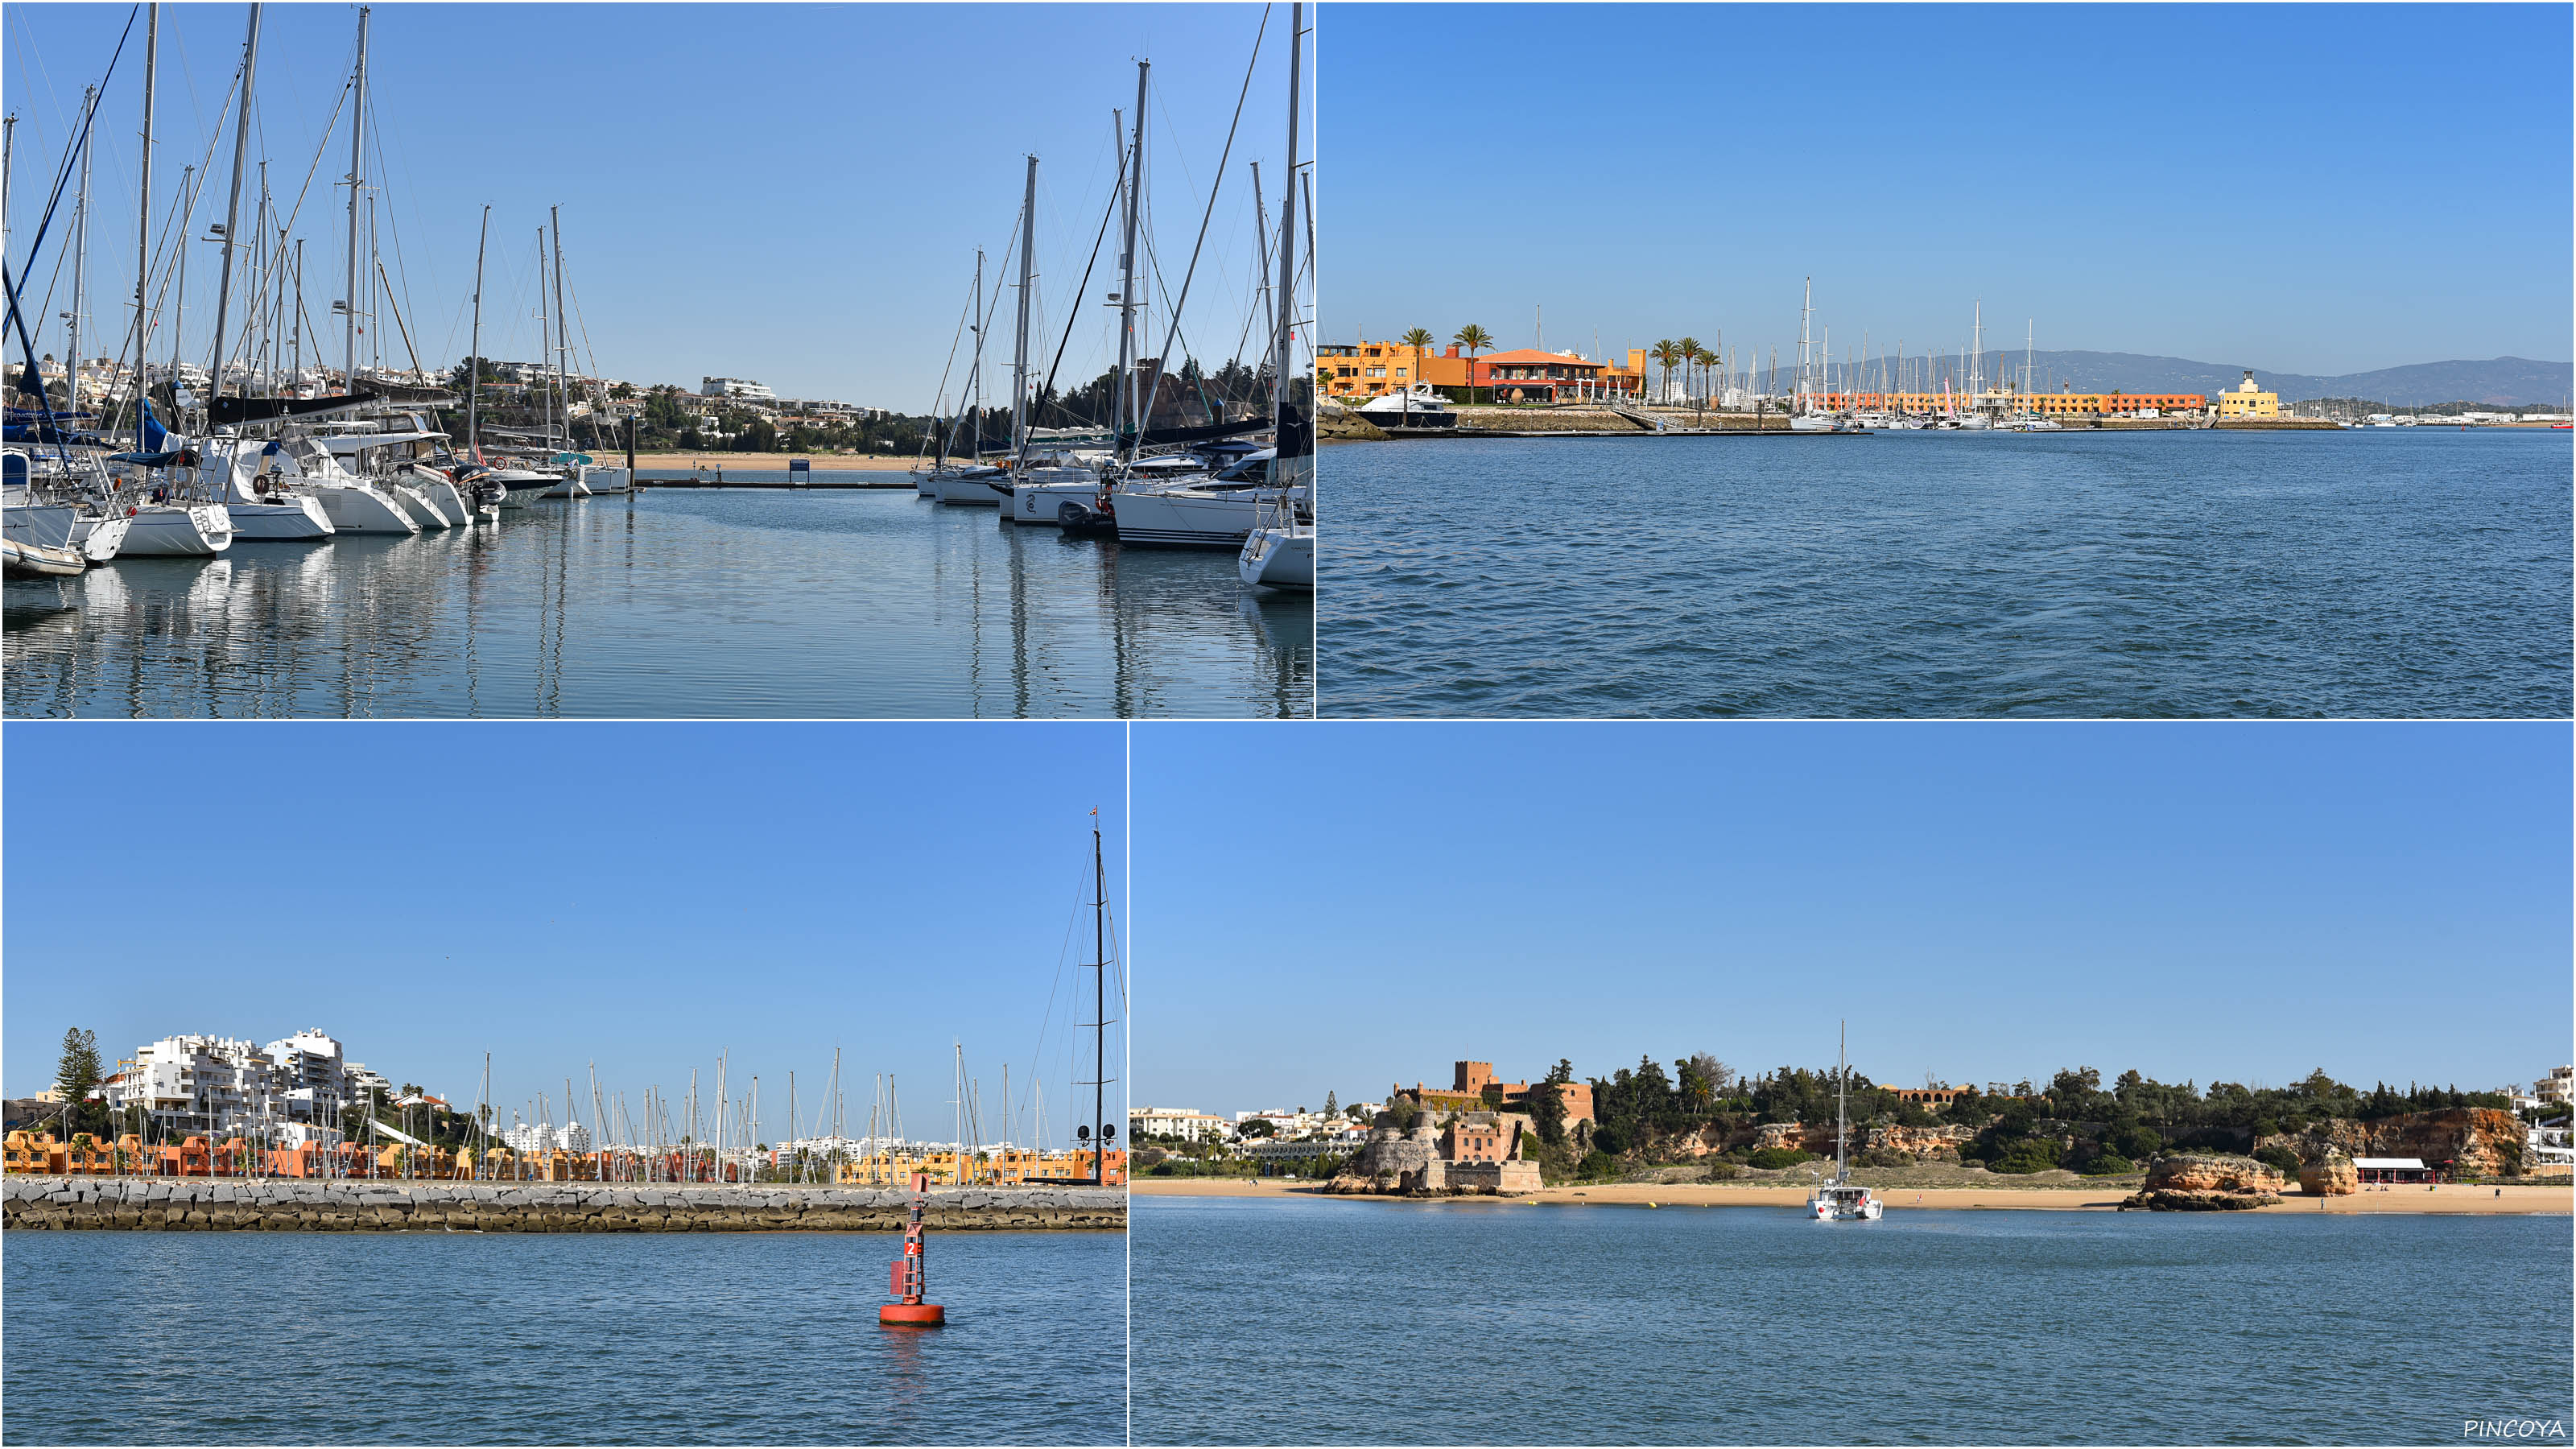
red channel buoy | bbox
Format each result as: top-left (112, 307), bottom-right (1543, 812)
top-left (879, 1170), bottom-right (946, 1327)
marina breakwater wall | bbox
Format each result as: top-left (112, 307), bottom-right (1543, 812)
top-left (1, 1178), bottom-right (1125, 1232)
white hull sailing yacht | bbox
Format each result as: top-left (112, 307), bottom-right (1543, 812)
top-left (1807, 1022), bottom-right (1883, 1223)
top-left (114, 502), bottom-right (236, 556)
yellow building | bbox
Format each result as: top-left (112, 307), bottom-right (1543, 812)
top-left (2218, 370), bottom-right (2280, 419)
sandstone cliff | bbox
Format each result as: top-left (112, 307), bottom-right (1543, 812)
top-left (2119, 1154), bottom-right (2285, 1212)
top-left (2259, 1108), bottom-right (2524, 1176)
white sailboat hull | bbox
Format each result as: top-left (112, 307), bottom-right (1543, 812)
top-left (388, 482), bottom-right (455, 528)
top-left (576, 466), bottom-right (630, 494)
top-left (1238, 526), bottom-right (1313, 588)
top-left (934, 472), bottom-right (1009, 506)
top-left (1113, 486), bottom-right (1261, 548)
top-left (71, 514), bottom-right (131, 561)
top-left (115, 504), bottom-right (235, 556)
top-left (1008, 477), bottom-right (1108, 526)
top-left (225, 497), bottom-right (336, 541)
top-left (312, 482), bottom-right (420, 535)
top-left (411, 477), bottom-right (472, 523)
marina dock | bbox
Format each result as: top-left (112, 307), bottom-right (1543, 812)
top-left (2, 1177), bottom-right (1125, 1232)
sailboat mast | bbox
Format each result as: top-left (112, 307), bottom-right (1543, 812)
top-left (1835, 1020), bottom-right (1849, 1181)
top-left (1273, 4), bottom-right (1301, 443)
top-left (467, 205), bottom-right (487, 458)
top-left (343, 6), bottom-right (367, 395)
top-left (208, 9), bottom-right (258, 409)
top-left (68, 86), bottom-right (92, 415)
top-left (132, 6), bottom-right (156, 450)
top-left (1119, 63), bottom-right (1148, 462)
top-left (967, 247), bottom-right (983, 460)
top-left (551, 206), bottom-right (570, 453)
top-left (1093, 820), bottom-right (1107, 1185)
top-left (1011, 153), bottom-right (1035, 466)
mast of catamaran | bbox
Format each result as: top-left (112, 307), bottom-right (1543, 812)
top-left (1010, 153), bottom-right (1035, 469)
top-left (1835, 1020), bottom-right (1849, 1183)
top-left (466, 205), bottom-right (487, 460)
top-left (342, 6), bottom-right (367, 397)
top-left (130, 6), bottom-right (155, 450)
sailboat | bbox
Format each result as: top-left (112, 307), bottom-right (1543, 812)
top-left (1787, 278), bottom-right (1839, 433)
top-left (1239, 7), bottom-right (1313, 592)
top-left (1807, 1021), bottom-right (1882, 1221)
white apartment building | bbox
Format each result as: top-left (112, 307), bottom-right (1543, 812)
top-left (101, 1028), bottom-right (391, 1141)
top-left (2540, 1066), bottom-right (2574, 1108)
top-left (501, 1120), bottom-right (592, 1154)
top-left (1131, 1107), bottom-right (1232, 1143)
top-left (702, 376), bottom-right (776, 402)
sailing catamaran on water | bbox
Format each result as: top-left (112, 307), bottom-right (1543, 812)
top-left (1808, 1021), bottom-right (1884, 1221)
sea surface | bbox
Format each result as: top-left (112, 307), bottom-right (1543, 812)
top-left (4, 481), bottom-right (1312, 718)
top-left (1320, 430), bottom-right (2572, 717)
top-left (3, 1228), bottom-right (1124, 1445)
top-left (1131, 1196), bottom-right (2574, 1446)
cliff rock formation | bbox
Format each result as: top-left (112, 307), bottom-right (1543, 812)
top-left (2260, 1108), bottom-right (2524, 1177)
top-left (2119, 1154), bottom-right (2285, 1212)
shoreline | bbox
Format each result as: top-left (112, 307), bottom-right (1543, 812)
top-left (1132, 1177), bottom-right (2572, 1215)
top-left (629, 452), bottom-right (922, 472)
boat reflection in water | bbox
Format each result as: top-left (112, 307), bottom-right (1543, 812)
top-left (3, 487), bottom-right (1312, 719)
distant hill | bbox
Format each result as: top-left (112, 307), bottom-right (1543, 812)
top-left (1957, 352), bottom-right (2571, 407)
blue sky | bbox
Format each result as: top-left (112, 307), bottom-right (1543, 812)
top-left (1138, 723), bottom-right (2572, 1117)
top-left (2, 2), bottom-right (1305, 410)
top-left (1323, 4), bottom-right (2573, 377)
top-left (3, 722), bottom-right (1129, 1150)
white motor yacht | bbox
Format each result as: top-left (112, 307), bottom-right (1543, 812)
top-left (1354, 384), bottom-right (1457, 429)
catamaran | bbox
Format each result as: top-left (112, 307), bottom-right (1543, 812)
top-left (1807, 1022), bottom-right (1883, 1222)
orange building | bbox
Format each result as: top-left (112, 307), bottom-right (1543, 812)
top-left (1810, 388), bottom-right (2207, 418)
top-left (1398, 1061), bottom-right (1596, 1126)
top-left (1319, 340), bottom-right (1433, 398)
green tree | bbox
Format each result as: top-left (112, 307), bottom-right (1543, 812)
top-left (1528, 1059), bottom-right (1574, 1145)
top-left (1649, 340), bottom-right (1682, 405)
top-left (1398, 328), bottom-right (1435, 408)
top-left (54, 1027), bottom-right (103, 1136)
top-left (1452, 324), bottom-right (1494, 405)
top-left (1237, 1119), bottom-right (1276, 1139)
top-left (1323, 1090), bottom-right (1338, 1121)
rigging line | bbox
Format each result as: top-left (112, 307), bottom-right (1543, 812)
top-left (925, 262), bottom-right (975, 417)
top-left (1019, 850), bottom-right (1090, 1129)
top-left (1147, 2), bottom-right (1266, 410)
top-left (1033, 171), bottom-right (1121, 431)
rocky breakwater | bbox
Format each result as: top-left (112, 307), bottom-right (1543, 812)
top-left (1, 1179), bottom-right (1125, 1232)
top-left (2118, 1154), bottom-right (2285, 1212)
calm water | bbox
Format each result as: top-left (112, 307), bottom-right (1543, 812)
top-left (3, 1229), bottom-right (1124, 1445)
top-left (4, 485), bottom-right (1312, 718)
top-left (1321, 430), bottom-right (2572, 717)
top-left (1132, 1197), bottom-right (2574, 1445)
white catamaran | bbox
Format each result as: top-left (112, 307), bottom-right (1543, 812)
top-left (1808, 1021), bottom-right (1883, 1222)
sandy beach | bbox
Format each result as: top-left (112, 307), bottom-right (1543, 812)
top-left (630, 452), bottom-right (921, 472)
top-left (1131, 1177), bottom-right (2573, 1214)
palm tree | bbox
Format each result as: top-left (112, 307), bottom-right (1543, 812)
top-left (1452, 324), bottom-right (1494, 405)
top-left (1676, 337), bottom-right (1701, 407)
top-left (1691, 345), bottom-right (1718, 425)
top-left (1400, 327), bottom-right (1435, 417)
top-left (1649, 340), bottom-right (1682, 407)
